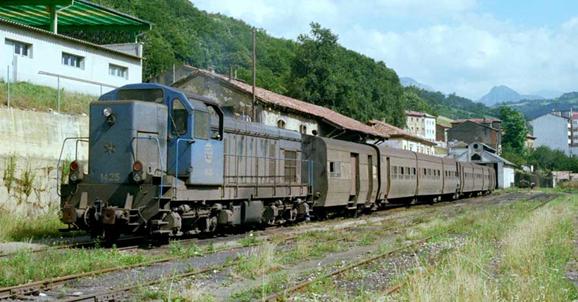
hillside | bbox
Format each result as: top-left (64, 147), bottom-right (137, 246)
top-left (400, 77), bottom-right (433, 91)
top-left (404, 86), bottom-right (498, 119)
top-left (77, 0), bottom-right (404, 126)
top-left (479, 85), bottom-right (543, 106)
top-left (504, 92), bottom-right (578, 120)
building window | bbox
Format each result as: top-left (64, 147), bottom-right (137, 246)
top-left (62, 52), bottom-right (84, 69)
top-left (299, 124), bottom-right (307, 134)
top-left (109, 64), bottom-right (128, 79)
top-left (6, 39), bottom-right (31, 57)
top-left (277, 119), bottom-right (286, 129)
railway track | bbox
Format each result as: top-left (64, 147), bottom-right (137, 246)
top-left (262, 191), bottom-right (558, 301)
top-left (0, 191), bottom-right (553, 300)
top-left (0, 201), bottom-right (440, 300)
top-left (263, 233), bottom-right (442, 301)
top-left (0, 236), bottom-right (144, 260)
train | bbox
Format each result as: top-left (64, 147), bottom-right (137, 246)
top-left (59, 83), bottom-right (495, 242)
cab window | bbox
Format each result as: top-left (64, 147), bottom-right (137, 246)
top-left (172, 99), bottom-right (188, 135)
top-left (194, 111), bottom-right (209, 139)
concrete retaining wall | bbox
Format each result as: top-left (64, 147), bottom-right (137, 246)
top-left (0, 107), bottom-right (88, 215)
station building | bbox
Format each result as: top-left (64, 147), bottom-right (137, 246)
top-left (0, 0), bottom-right (150, 95)
top-left (162, 65), bottom-right (387, 142)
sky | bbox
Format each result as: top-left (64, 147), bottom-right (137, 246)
top-left (192, 0), bottom-right (578, 100)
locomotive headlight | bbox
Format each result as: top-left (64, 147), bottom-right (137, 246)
top-left (68, 160), bottom-right (83, 183)
top-left (132, 161), bottom-right (144, 183)
top-left (103, 107), bottom-right (113, 117)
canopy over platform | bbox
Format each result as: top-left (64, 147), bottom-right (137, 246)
top-left (0, 0), bottom-right (151, 34)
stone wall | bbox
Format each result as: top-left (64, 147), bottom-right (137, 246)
top-left (0, 107), bottom-right (88, 215)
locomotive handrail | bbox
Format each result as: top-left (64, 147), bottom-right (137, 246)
top-left (56, 136), bottom-right (89, 197)
top-left (130, 135), bottom-right (165, 200)
top-left (174, 137), bottom-right (195, 198)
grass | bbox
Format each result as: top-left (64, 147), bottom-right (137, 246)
top-left (0, 247), bottom-right (156, 287)
top-left (238, 194), bottom-right (576, 301)
top-left (237, 231), bottom-right (260, 247)
top-left (233, 243), bottom-right (279, 279)
top-left (0, 81), bottom-right (94, 114)
top-left (0, 209), bottom-right (66, 242)
top-left (394, 195), bottom-right (578, 302)
top-left (168, 241), bottom-right (203, 258)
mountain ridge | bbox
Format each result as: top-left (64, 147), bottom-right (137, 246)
top-left (479, 85), bottom-right (545, 106)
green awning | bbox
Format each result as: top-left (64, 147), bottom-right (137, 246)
top-left (0, 0), bottom-right (150, 33)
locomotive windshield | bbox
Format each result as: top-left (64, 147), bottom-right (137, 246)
top-left (116, 88), bottom-right (164, 103)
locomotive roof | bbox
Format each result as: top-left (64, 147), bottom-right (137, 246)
top-left (100, 83), bottom-right (214, 111)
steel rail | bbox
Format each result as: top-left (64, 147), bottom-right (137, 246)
top-left (263, 233), bottom-right (441, 301)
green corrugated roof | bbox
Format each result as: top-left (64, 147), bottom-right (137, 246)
top-left (0, 0), bottom-right (150, 32)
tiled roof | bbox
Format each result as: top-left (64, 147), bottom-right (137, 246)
top-left (175, 67), bottom-right (387, 138)
top-left (368, 120), bottom-right (434, 145)
top-left (452, 118), bottom-right (501, 125)
top-left (405, 110), bottom-right (435, 118)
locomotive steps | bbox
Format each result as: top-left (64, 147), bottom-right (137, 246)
top-left (1, 190), bottom-right (576, 301)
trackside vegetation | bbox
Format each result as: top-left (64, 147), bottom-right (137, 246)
top-left (228, 194), bottom-right (577, 301)
top-left (0, 81), bottom-right (94, 114)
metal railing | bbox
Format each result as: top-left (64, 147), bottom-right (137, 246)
top-left (2, 66), bottom-right (115, 113)
top-left (130, 135), bottom-right (166, 199)
top-left (56, 136), bottom-right (89, 196)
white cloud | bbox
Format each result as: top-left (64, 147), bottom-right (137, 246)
top-left (341, 17), bottom-right (578, 99)
top-left (192, 0), bottom-right (578, 100)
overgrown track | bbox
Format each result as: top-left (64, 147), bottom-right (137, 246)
top-left (264, 234), bottom-right (442, 301)
top-left (262, 191), bottom-right (558, 301)
top-left (0, 236), bottom-right (142, 260)
top-left (0, 191), bottom-right (554, 300)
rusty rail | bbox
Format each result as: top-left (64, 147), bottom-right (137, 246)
top-left (263, 234), bottom-right (440, 301)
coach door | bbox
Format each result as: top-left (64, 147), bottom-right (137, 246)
top-left (367, 155), bottom-right (373, 201)
top-left (349, 153), bottom-right (360, 203)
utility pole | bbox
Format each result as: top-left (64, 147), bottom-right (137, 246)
top-left (252, 27), bottom-right (256, 122)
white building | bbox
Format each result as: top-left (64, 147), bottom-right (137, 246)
top-left (449, 142), bottom-right (516, 189)
top-left (0, 1), bottom-right (149, 96)
top-left (405, 110), bottom-right (436, 141)
top-left (529, 113), bottom-right (571, 155)
top-left (368, 120), bottom-right (436, 155)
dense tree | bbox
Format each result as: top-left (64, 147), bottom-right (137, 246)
top-left (499, 106), bottom-right (528, 155)
top-left (527, 146), bottom-right (578, 172)
top-left (289, 23), bottom-right (405, 126)
top-left (289, 23), bottom-right (339, 107)
top-left (405, 86), bottom-right (498, 119)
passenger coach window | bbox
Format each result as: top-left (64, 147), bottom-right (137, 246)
top-left (172, 99), bottom-right (188, 136)
top-left (329, 161), bottom-right (341, 177)
top-left (194, 111), bottom-right (209, 139)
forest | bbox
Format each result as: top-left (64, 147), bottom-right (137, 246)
top-left (76, 0), bottom-right (497, 127)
